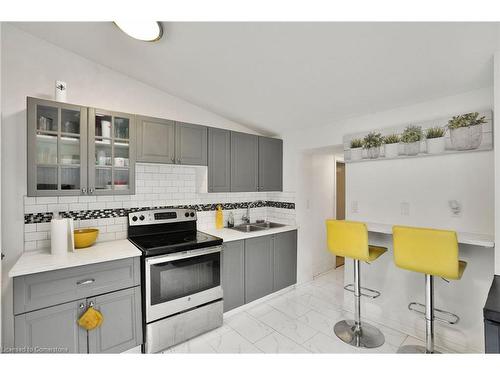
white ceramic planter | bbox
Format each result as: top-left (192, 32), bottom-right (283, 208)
top-left (384, 143), bottom-right (399, 158)
top-left (426, 137), bottom-right (445, 154)
top-left (350, 147), bottom-right (362, 161)
top-left (404, 141), bottom-right (420, 156)
top-left (366, 147), bottom-right (380, 159)
top-left (450, 124), bottom-right (483, 150)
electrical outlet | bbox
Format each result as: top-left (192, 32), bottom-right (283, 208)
top-left (351, 201), bottom-right (359, 214)
top-left (400, 202), bottom-right (410, 216)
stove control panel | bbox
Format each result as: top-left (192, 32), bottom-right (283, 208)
top-left (128, 208), bottom-right (197, 226)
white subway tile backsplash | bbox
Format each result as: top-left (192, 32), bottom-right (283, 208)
top-left (69, 203), bottom-right (88, 211)
top-left (36, 197), bottom-right (58, 204)
top-left (58, 196), bottom-right (79, 204)
top-left (24, 162), bottom-right (295, 251)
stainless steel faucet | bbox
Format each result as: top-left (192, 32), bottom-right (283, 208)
top-left (242, 200), bottom-right (264, 224)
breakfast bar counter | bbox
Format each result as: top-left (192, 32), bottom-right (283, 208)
top-left (365, 222), bottom-right (494, 247)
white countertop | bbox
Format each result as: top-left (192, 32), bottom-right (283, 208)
top-left (365, 222), bottom-right (494, 248)
top-left (9, 239), bottom-right (142, 278)
top-left (200, 225), bottom-right (298, 242)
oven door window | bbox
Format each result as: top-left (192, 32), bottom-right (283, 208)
top-left (150, 252), bottom-right (220, 306)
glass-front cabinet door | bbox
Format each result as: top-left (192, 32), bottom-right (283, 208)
top-left (27, 97), bottom-right (88, 196)
top-left (88, 108), bottom-right (135, 195)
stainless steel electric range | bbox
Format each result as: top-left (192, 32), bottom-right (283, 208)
top-left (128, 208), bottom-right (223, 353)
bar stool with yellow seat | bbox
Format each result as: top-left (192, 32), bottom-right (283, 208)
top-left (326, 220), bottom-right (388, 348)
top-left (392, 226), bottom-right (467, 354)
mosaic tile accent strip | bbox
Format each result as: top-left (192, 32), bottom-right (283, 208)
top-left (24, 201), bottom-right (295, 224)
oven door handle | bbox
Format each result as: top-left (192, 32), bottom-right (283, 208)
top-left (145, 245), bottom-right (222, 265)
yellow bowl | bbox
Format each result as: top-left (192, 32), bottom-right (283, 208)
top-left (74, 229), bottom-right (99, 249)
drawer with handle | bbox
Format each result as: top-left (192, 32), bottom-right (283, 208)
top-left (13, 257), bottom-right (140, 315)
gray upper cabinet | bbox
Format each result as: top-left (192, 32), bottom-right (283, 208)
top-left (27, 97), bottom-right (136, 197)
top-left (259, 137), bottom-right (283, 192)
top-left (245, 235), bottom-right (274, 303)
top-left (88, 286), bottom-right (142, 353)
top-left (27, 97), bottom-right (88, 196)
top-left (136, 115), bottom-right (175, 164)
top-left (222, 240), bottom-right (245, 312)
top-left (15, 299), bottom-right (88, 353)
top-left (273, 230), bottom-right (297, 292)
top-left (88, 108), bottom-right (136, 195)
top-left (175, 122), bottom-right (208, 165)
top-left (231, 132), bottom-right (259, 192)
top-left (208, 127), bottom-right (231, 192)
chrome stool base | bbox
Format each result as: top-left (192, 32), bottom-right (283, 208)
top-left (397, 345), bottom-right (440, 354)
top-left (334, 320), bottom-right (385, 349)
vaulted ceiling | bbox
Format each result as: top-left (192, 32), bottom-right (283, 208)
top-left (14, 22), bottom-right (499, 135)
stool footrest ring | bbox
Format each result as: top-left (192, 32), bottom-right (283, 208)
top-left (408, 302), bottom-right (460, 325)
top-left (344, 284), bottom-right (381, 299)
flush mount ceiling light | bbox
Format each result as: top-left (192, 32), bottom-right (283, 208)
top-left (114, 21), bottom-right (163, 42)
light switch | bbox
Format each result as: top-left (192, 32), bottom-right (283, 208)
top-left (400, 202), bottom-right (410, 216)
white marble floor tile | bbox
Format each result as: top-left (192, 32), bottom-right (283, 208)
top-left (258, 308), bottom-right (318, 344)
top-left (254, 331), bottom-right (311, 353)
top-left (302, 332), bottom-right (358, 353)
top-left (399, 335), bottom-right (455, 353)
top-left (303, 332), bottom-right (397, 354)
top-left (294, 293), bottom-right (343, 317)
top-left (364, 318), bottom-right (408, 348)
top-left (207, 329), bottom-right (262, 353)
top-left (246, 302), bottom-right (276, 318)
top-left (297, 309), bottom-right (345, 337)
top-left (227, 312), bottom-right (275, 343)
top-left (166, 336), bottom-right (217, 353)
top-left (267, 294), bottom-right (311, 319)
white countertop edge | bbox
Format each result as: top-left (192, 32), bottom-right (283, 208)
top-left (365, 222), bottom-right (494, 248)
top-left (9, 239), bottom-right (142, 278)
top-left (199, 225), bottom-right (298, 242)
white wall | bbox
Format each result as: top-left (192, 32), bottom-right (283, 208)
top-left (283, 87), bottom-right (494, 284)
top-left (283, 87), bottom-right (493, 192)
top-left (0, 21), bottom-right (3, 349)
top-left (346, 151), bottom-right (494, 234)
top-left (495, 52), bottom-right (500, 275)
top-left (0, 24), bottom-right (260, 347)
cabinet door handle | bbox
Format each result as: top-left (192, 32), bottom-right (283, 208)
top-left (76, 278), bottom-right (95, 286)
top-left (89, 188), bottom-right (94, 194)
top-left (79, 303), bottom-right (85, 310)
top-left (81, 187), bottom-right (87, 194)
top-left (89, 301), bottom-right (95, 308)
top-left (171, 157), bottom-right (175, 163)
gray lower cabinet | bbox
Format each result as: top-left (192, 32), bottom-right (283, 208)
top-left (88, 286), bottom-right (142, 353)
top-left (175, 122), bottom-right (208, 165)
top-left (258, 137), bottom-right (283, 192)
top-left (221, 240), bottom-right (245, 312)
top-left (273, 230), bottom-right (297, 292)
top-left (15, 299), bottom-right (88, 353)
top-left (13, 258), bottom-right (142, 353)
top-left (208, 127), bottom-right (231, 192)
top-left (244, 235), bottom-right (274, 303)
top-left (223, 230), bottom-right (297, 312)
top-left (230, 131), bottom-right (259, 192)
top-left (136, 115), bottom-right (175, 164)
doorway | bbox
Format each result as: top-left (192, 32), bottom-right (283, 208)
top-left (335, 161), bottom-right (345, 268)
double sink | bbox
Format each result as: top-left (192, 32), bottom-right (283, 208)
top-left (231, 221), bottom-right (286, 233)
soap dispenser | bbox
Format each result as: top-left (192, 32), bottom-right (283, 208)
top-left (215, 205), bottom-right (224, 229)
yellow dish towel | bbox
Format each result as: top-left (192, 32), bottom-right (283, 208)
top-left (77, 307), bottom-right (103, 330)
